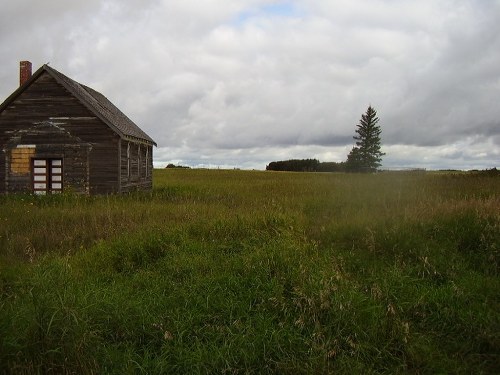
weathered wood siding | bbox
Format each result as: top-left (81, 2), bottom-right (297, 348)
top-left (0, 72), bottom-right (122, 194)
top-left (119, 140), bottom-right (153, 192)
top-left (0, 146), bottom-right (7, 193)
top-left (6, 145), bottom-right (90, 194)
top-left (4, 122), bottom-right (91, 194)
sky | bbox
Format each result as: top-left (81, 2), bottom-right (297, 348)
top-left (1, 0), bottom-right (499, 170)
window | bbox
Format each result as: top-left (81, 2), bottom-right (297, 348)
top-left (127, 142), bottom-right (131, 178)
top-left (32, 158), bottom-right (63, 194)
top-left (138, 144), bottom-right (141, 177)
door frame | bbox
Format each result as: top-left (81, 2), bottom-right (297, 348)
top-left (31, 158), bottom-right (63, 194)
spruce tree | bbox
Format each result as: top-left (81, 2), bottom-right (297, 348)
top-left (346, 106), bottom-right (385, 172)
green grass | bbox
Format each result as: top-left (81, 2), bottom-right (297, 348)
top-left (0, 170), bottom-right (499, 373)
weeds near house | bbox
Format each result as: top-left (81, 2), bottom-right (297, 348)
top-left (0, 170), bottom-right (499, 373)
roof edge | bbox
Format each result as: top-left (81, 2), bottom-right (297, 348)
top-left (42, 65), bottom-right (128, 141)
top-left (0, 64), bottom-right (47, 113)
top-left (45, 65), bottom-right (157, 146)
top-left (0, 64), bottom-right (157, 146)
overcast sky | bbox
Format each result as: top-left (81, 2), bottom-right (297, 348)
top-left (1, 0), bottom-right (499, 170)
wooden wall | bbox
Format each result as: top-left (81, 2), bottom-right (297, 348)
top-left (6, 144), bottom-right (90, 194)
top-left (3, 122), bottom-right (91, 194)
top-left (119, 141), bottom-right (153, 192)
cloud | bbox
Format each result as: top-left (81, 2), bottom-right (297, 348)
top-left (1, 0), bottom-right (499, 170)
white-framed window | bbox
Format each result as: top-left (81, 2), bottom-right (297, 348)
top-left (32, 158), bottom-right (63, 194)
top-left (138, 144), bottom-right (141, 177)
top-left (127, 142), bottom-right (131, 178)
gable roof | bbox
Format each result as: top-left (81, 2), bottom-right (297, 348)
top-left (0, 64), bottom-right (156, 146)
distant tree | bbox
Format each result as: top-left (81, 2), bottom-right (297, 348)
top-left (346, 106), bottom-right (385, 172)
top-left (317, 161), bottom-right (346, 172)
top-left (266, 159), bottom-right (320, 172)
top-left (165, 163), bottom-right (190, 169)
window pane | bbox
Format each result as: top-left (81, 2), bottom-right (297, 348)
top-left (34, 175), bottom-right (46, 181)
top-left (34, 190), bottom-right (46, 195)
top-left (34, 167), bottom-right (46, 174)
top-left (34, 160), bottom-right (46, 166)
top-left (51, 168), bottom-right (62, 174)
top-left (52, 175), bottom-right (62, 181)
top-left (51, 160), bottom-right (62, 166)
top-left (34, 183), bottom-right (46, 189)
top-left (51, 183), bottom-right (62, 189)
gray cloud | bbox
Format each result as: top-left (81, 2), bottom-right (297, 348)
top-left (1, 0), bottom-right (499, 170)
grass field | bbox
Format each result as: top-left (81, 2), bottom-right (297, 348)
top-left (0, 169), bottom-right (499, 374)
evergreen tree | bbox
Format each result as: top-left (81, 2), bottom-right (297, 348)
top-left (346, 146), bottom-right (363, 171)
top-left (346, 106), bottom-right (385, 172)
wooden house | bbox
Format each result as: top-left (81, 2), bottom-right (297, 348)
top-left (0, 61), bottom-right (156, 195)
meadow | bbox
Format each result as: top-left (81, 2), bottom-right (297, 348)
top-left (0, 169), bottom-right (498, 374)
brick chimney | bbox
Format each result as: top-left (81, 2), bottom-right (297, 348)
top-left (20, 61), bottom-right (32, 86)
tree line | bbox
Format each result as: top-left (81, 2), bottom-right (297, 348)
top-left (267, 106), bottom-right (385, 173)
top-left (266, 159), bottom-right (346, 172)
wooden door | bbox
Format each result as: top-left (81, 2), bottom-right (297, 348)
top-left (32, 159), bottom-right (63, 194)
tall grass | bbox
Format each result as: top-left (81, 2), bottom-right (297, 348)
top-left (0, 170), bottom-right (498, 373)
